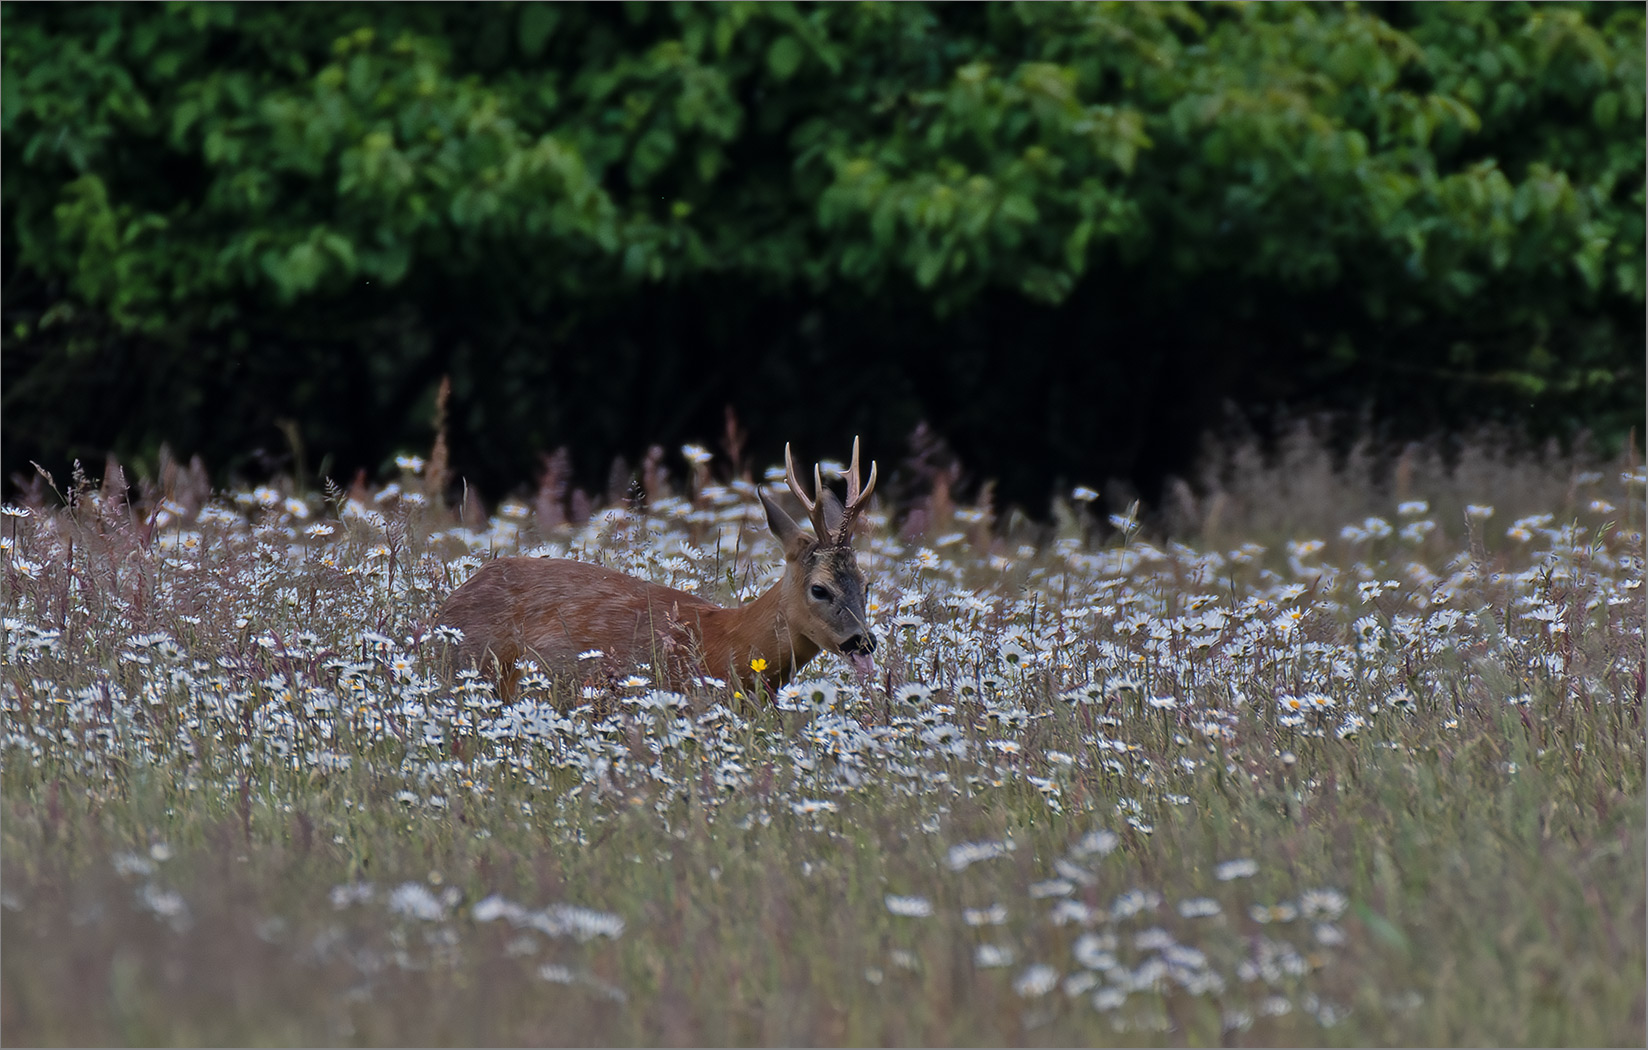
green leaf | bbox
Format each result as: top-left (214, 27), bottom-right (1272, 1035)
top-left (767, 36), bottom-right (804, 81)
top-left (284, 241), bottom-right (325, 294)
top-left (1574, 238), bottom-right (1606, 292)
top-left (998, 193), bottom-right (1039, 226)
top-left (913, 246), bottom-right (946, 288)
top-left (0, 63), bottom-right (20, 134)
top-left (519, 4), bottom-right (558, 60)
top-left (1352, 902), bottom-right (1411, 954)
top-left (321, 232), bottom-right (358, 275)
top-left (630, 127), bottom-right (676, 184)
top-left (1592, 90), bottom-right (1620, 129)
top-left (362, 242), bottom-right (412, 284)
top-left (170, 99), bottom-right (202, 145)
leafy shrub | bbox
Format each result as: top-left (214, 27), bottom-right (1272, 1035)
top-left (3, 2), bottom-right (1641, 504)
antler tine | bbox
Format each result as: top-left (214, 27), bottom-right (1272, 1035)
top-left (842, 435), bottom-right (878, 508)
top-left (784, 442), bottom-right (833, 541)
top-left (783, 442), bottom-right (816, 515)
top-left (843, 436), bottom-right (861, 506)
top-left (835, 436), bottom-right (878, 546)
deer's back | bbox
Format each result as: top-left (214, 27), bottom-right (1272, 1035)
top-left (437, 556), bottom-right (718, 680)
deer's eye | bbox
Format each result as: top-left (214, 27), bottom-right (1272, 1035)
top-left (810, 584), bottom-right (833, 601)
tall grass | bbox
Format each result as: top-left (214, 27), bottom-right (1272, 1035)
top-left (2, 435), bottom-right (1643, 1046)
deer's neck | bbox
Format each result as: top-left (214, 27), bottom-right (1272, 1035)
top-left (697, 582), bottom-right (821, 691)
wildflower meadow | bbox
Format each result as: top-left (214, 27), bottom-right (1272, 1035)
top-left (2, 434), bottom-right (1643, 1046)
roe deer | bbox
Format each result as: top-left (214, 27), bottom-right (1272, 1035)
top-left (437, 439), bottom-right (879, 700)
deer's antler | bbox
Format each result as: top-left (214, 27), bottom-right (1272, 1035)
top-left (836, 436), bottom-right (877, 546)
top-left (784, 442), bottom-right (832, 543)
top-left (784, 439), bottom-right (877, 547)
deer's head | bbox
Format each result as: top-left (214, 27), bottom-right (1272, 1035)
top-left (759, 438), bottom-right (879, 678)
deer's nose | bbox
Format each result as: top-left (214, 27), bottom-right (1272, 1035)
top-left (842, 632), bottom-right (876, 655)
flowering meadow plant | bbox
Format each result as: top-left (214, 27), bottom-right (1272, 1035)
top-left (1, 447), bottom-right (1643, 1045)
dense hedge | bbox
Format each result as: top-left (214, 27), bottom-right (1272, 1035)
top-left (3, 2), bottom-right (1642, 509)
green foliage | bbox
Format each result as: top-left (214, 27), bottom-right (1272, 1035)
top-left (2, 2), bottom-right (1642, 498)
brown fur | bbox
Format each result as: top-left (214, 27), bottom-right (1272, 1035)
top-left (437, 556), bottom-right (832, 697)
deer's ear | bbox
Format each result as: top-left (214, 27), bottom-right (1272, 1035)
top-left (761, 491), bottom-right (814, 562)
top-left (816, 489), bottom-right (845, 543)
